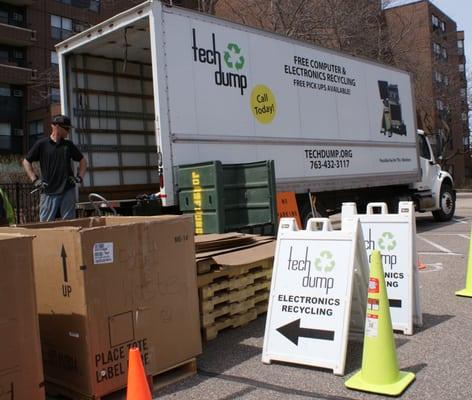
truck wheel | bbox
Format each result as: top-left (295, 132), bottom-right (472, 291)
top-left (432, 184), bottom-right (455, 222)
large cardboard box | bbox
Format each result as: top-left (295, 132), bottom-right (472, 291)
top-left (0, 234), bottom-right (44, 399)
top-left (1, 216), bottom-right (201, 398)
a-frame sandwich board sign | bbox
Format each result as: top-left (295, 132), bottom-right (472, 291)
top-left (262, 217), bottom-right (369, 375)
top-left (341, 201), bottom-right (422, 335)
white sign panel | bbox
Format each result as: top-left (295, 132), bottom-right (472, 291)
top-left (262, 218), bottom-right (369, 375)
top-left (161, 7), bottom-right (417, 180)
top-left (342, 202), bottom-right (422, 334)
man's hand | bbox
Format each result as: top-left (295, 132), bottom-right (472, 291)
top-left (69, 175), bottom-right (83, 185)
top-left (32, 178), bottom-right (47, 193)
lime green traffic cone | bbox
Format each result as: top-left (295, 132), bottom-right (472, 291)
top-left (456, 226), bottom-right (472, 297)
top-left (345, 250), bottom-right (415, 396)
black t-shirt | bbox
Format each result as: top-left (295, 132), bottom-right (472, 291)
top-left (26, 137), bottom-right (83, 195)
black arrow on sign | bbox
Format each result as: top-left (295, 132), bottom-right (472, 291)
top-left (276, 319), bottom-right (335, 345)
top-left (61, 245), bottom-right (68, 282)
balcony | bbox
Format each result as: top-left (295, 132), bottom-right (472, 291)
top-left (0, 23), bottom-right (36, 47)
top-left (0, 63), bottom-right (36, 85)
top-left (0, 135), bottom-right (23, 154)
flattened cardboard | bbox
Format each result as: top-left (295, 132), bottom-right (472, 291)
top-left (0, 234), bottom-right (44, 400)
top-left (0, 216), bottom-right (201, 398)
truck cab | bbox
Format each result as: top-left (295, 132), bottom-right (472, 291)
top-left (412, 130), bottom-right (455, 221)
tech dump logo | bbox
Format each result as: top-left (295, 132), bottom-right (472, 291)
top-left (192, 28), bottom-right (248, 95)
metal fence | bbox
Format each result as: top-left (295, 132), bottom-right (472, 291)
top-left (1, 182), bottom-right (39, 224)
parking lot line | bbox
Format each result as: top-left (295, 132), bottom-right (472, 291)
top-left (458, 234), bottom-right (469, 240)
top-left (417, 236), bottom-right (453, 254)
top-left (453, 218), bottom-right (468, 224)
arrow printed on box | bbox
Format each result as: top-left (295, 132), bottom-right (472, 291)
top-left (61, 245), bottom-right (68, 282)
top-left (276, 319), bottom-right (335, 345)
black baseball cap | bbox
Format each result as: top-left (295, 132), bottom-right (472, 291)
top-left (52, 115), bottom-right (71, 128)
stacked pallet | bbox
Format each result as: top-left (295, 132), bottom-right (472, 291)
top-left (195, 233), bottom-right (276, 340)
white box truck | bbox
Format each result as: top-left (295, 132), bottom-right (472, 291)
top-left (55, 0), bottom-right (455, 222)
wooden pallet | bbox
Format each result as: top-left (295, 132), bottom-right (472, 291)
top-left (197, 258), bottom-right (273, 288)
top-left (200, 280), bottom-right (270, 313)
top-left (203, 308), bottom-right (259, 341)
top-left (199, 267), bottom-right (272, 299)
top-left (45, 358), bottom-right (197, 400)
top-left (201, 291), bottom-right (270, 327)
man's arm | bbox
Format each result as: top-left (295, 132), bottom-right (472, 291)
top-left (78, 157), bottom-right (87, 180)
top-left (22, 159), bottom-right (38, 182)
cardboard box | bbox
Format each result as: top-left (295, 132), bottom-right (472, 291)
top-left (1, 216), bottom-right (201, 398)
top-left (0, 234), bottom-right (44, 399)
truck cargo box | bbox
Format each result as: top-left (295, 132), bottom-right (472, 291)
top-left (56, 1), bottom-right (419, 207)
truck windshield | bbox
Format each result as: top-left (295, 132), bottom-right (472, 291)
top-left (418, 135), bottom-right (431, 160)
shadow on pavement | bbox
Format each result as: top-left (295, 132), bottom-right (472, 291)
top-left (405, 362), bottom-right (428, 374)
top-left (416, 313), bottom-right (454, 333)
top-left (416, 216), bottom-right (465, 233)
top-left (217, 387), bottom-right (256, 399)
top-left (156, 317), bottom-right (267, 397)
top-left (183, 369), bottom-right (360, 400)
top-left (344, 337), bottom-right (410, 374)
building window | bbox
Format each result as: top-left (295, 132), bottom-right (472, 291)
top-left (433, 42), bottom-right (441, 55)
top-left (458, 39), bottom-right (464, 55)
top-left (29, 120), bottom-right (44, 136)
top-left (461, 88), bottom-right (466, 98)
top-left (0, 84), bottom-right (10, 97)
top-left (0, 122), bottom-right (11, 136)
top-left (462, 112), bottom-right (468, 122)
top-left (51, 51), bottom-right (58, 65)
top-left (444, 75), bottom-right (449, 86)
top-left (459, 64), bottom-right (465, 73)
top-left (431, 15), bottom-right (446, 32)
top-left (436, 99), bottom-right (444, 111)
top-left (435, 71), bottom-right (442, 83)
top-left (441, 47), bottom-right (447, 59)
top-left (0, 9), bottom-right (8, 24)
top-left (51, 87), bottom-right (60, 103)
top-left (464, 136), bottom-right (470, 149)
top-left (0, 45), bottom-right (25, 67)
top-left (0, 4), bottom-right (25, 27)
top-left (0, 48), bottom-right (8, 63)
top-left (51, 15), bottom-right (73, 40)
top-left (56, 0), bottom-right (100, 12)
top-left (12, 88), bottom-right (23, 97)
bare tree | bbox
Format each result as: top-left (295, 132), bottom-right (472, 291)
top-left (197, 0), bottom-right (220, 14)
top-left (29, 67), bottom-right (59, 105)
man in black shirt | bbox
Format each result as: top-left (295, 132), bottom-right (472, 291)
top-left (23, 115), bottom-right (87, 222)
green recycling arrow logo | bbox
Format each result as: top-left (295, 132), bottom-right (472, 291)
top-left (378, 232), bottom-right (396, 251)
top-left (314, 250), bottom-right (335, 272)
top-left (224, 42), bottom-right (245, 71)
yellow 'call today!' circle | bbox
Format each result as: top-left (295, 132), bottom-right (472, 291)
top-left (251, 85), bottom-right (276, 124)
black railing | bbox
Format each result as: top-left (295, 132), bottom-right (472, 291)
top-left (0, 182), bottom-right (39, 224)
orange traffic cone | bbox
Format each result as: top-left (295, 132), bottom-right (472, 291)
top-left (126, 348), bottom-right (152, 400)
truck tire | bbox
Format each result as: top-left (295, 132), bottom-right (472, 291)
top-left (432, 184), bottom-right (455, 222)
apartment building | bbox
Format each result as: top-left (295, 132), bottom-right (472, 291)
top-left (0, 0), bottom-right (200, 155)
top-left (384, 0), bottom-right (469, 184)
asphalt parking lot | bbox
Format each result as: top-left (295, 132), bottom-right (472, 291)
top-left (156, 193), bottom-right (472, 400)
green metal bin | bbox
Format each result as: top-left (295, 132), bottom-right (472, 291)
top-left (177, 160), bottom-right (277, 235)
